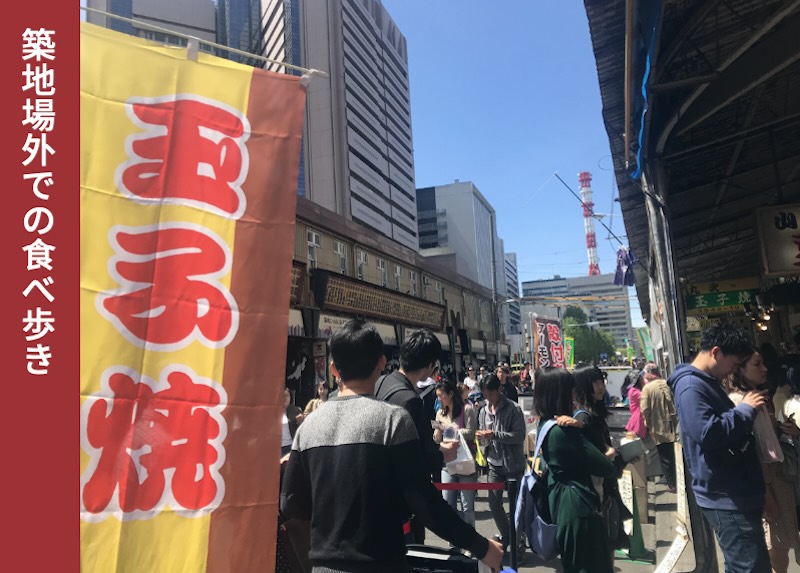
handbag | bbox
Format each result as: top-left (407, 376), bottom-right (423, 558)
top-left (474, 439), bottom-right (487, 468)
top-left (778, 437), bottom-right (800, 480)
top-left (446, 433), bottom-right (476, 476)
top-left (601, 489), bottom-right (631, 550)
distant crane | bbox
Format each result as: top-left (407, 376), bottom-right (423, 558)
top-left (578, 171), bottom-right (601, 276)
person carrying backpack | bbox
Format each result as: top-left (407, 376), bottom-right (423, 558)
top-left (534, 367), bottom-right (619, 573)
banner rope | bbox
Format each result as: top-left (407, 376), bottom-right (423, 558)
top-left (433, 482), bottom-right (506, 491)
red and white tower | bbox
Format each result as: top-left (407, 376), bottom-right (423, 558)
top-left (578, 171), bottom-right (601, 276)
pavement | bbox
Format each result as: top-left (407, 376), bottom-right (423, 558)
top-left (424, 474), bottom-right (671, 573)
top-left (424, 466), bottom-right (800, 573)
top-left (421, 407), bottom-right (800, 572)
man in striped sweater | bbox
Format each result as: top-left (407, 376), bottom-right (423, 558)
top-left (280, 318), bottom-right (503, 573)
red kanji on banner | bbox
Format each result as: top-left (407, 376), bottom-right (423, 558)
top-left (98, 223), bottom-right (238, 350)
top-left (81, 366), bottom-right (227, 520)
top-left (117, 96), bottom-right (249, 218)
top-left (550, 346), bottom-right (565, 368)
top-left (546, 323), bottom-right (561, 344)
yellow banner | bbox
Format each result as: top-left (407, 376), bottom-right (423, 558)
top-left (80, 22), bottom-right (306, 573)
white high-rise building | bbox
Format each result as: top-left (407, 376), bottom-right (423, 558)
top-left (260, 0), bottom-right (420, 250)
top-left (416, 181), bottom-right (502, 292)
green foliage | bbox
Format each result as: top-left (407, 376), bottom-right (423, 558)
top-left (562, 306), bottom-right (616, 363)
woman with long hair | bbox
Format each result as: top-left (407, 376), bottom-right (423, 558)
top-left (573, 365), bottom-right (630, 557)
top-left (433, 377), bottom-right (478, 527)
top-left (727, 351), bottom-right (800, 573)
top-left (303, 380), bottom-right (330, 416)
top-left (624, 370), bottom-right (647, 439)
top-left (534, 367), bottom-right (619, 573)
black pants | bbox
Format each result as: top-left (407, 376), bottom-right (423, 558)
top-left (656, 441), bottom-right (676, 488)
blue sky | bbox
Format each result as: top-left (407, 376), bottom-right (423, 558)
top-left (381, 1), bottom-right (645, 326)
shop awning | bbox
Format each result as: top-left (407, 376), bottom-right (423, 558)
top-left (585, 0), bottom-right (800, 319)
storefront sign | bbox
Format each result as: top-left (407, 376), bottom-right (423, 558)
top-left (288, 309), bottom-right (305, 337)
top-left (290, 262), bottom-right (305, 305)
top-left (403, 327), bottom-right (450, 351)
top-left (317, 314), bottom-right (350, 339)
top-left (685, 278), bottom-right (760, 316)
top-left (486, 341), bottom-right (497, 356)
top-left (373, 322), bottom-right (398, 346)
top-left (317, 271), bottom-right (444, 330)
top-left (756, 205), bottom-right (800, 276)
top-left (453, 332), bottom-right (463, 354)
top-left (470, 339), bottom-right (485, 356)
top-left (533, 317), bottom-right (565, 369)
top-left (564, 337), bottom-right (575, 370)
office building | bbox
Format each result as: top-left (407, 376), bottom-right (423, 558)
top-left (85, 0), bottom-right (217, 44)
top-left (416, 181), bottom-right (502, 292)
top-left (521, 274), bottom-right (634, 349)
top-left (259, 0), bottom-right (420, 250)
top-left (504, 253), bottom-right (521, 335)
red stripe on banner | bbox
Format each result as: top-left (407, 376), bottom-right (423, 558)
top-left (2, 2), bottom-right (78, 571)
top-left (433, 482), bottom-right (506, 491)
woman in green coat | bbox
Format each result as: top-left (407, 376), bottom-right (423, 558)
top-left (534, 367), bottom-right (619, 573)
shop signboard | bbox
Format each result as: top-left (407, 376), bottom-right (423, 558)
top-left (684, 278), bottom-right (760, 316)
top-left (756, 204), bottom-right (800, 276)
top-left (636, 327), bottom-right (654, 361)
top-left (532, 317), bottom-right (565, 369)
top-left (316, 271), bottom-right (445, 330)
top-left (564, 337), bottom-right (575, 370)
top-left (318, 314), bottom-right (350, 339)
top-left (453, 332), bottom-right (463, 354)
top-left (288, 309), bottom-right (305, 337)
top-left (372, 322), bottom-right (398, 346)
top-left (402, 326), bottom-right (449, 350)
top-left (499, 343), bottom-right (510, 360)
top-left (471, 338), bottom-right (485, 358)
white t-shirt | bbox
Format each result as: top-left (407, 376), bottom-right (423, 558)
top-left (463, 376), bottom-right (477, 389)
top-left (281, 413), bottom-right (293, 447)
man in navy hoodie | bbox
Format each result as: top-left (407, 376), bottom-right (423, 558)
top-left (668, 323), bottom-right (769, 573)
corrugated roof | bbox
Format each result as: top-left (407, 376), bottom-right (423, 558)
top-left (584, 0), bottom-right (800, 320)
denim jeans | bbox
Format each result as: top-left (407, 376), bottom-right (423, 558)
top-left (701, 507), bottom-right (771, 573)
top-left (440, 469), bottom-right (478, 527)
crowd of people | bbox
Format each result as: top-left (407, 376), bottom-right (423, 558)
top-left (276, 318), bottom-right (800, 573)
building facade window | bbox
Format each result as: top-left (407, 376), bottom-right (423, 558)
top-left (333, 240), bottom-right (347, 274)
top-left (307, 229), bottom-right (322, 268)
top-left (357, 249), bottom-right (368, 280)
top-left (395, 264), bottom-right (402, 291)
top-left (435, 281), bottom-right (442, 304)
top-left (409, 270), bottom-right (417, 297)
top-left (377, 257), bottom-right (387, 287)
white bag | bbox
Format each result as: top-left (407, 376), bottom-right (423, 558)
top-left (446, 432), bottom-right (476, 476)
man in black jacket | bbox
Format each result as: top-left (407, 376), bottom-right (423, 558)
top-left (375, 328), bottom-right (458, 544)
top-left (281, 319), bottom-right (503, 572)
